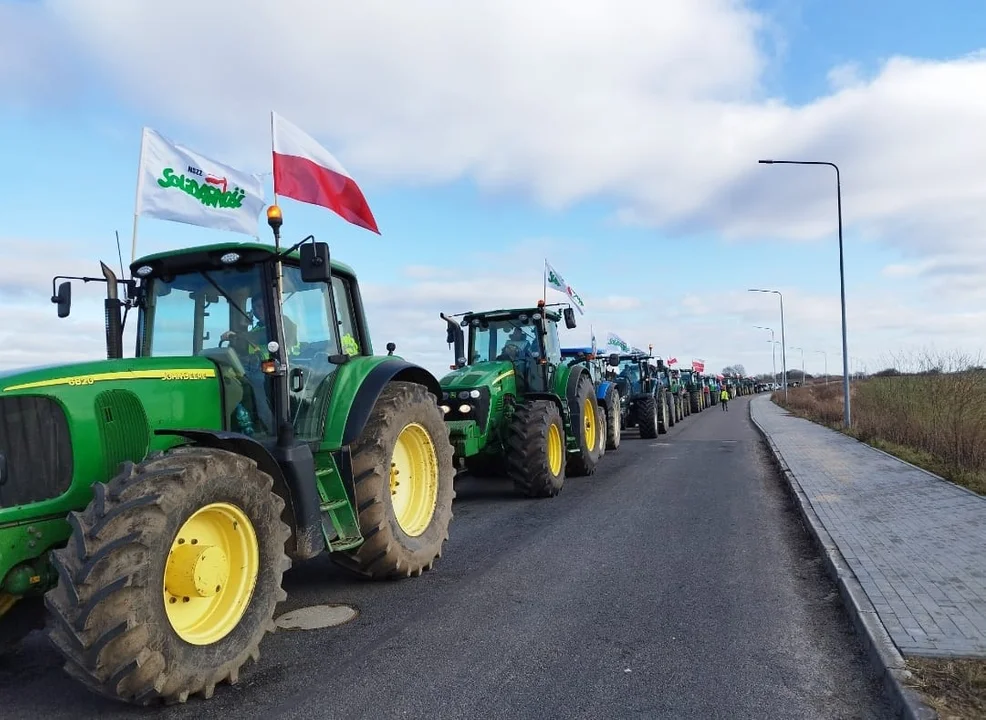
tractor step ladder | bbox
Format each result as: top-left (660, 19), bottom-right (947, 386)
top-left (315, 467), bottom-right (363, 551)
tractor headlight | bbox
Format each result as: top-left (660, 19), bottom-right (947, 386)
top-left (458, 390), bottom-right (472, 400)
top-left (458, 404), bottom-right (471, 413)
top-left (440, 405), bottom-right (451, 414)
top-left (469, 389), bottom-right (480, 398)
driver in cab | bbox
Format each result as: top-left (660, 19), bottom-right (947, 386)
top-left (497, 327), bottom-right (532, 362)
top-left (222, 293), bottom-right (299, 362)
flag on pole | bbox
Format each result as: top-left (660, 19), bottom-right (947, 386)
top-left (271, 112), bottom-right (380, 234)
top-left (692, 359), bottom-right (706, 372)
top-left (135, 127), bottom-right (266, 236)
top-left (544, 260), bottom-right (585, 314)
top-left (668, 357), bottom-right (678, 365)
top-left (606, 332), bottom-right (631, 353)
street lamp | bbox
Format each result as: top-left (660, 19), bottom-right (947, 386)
top-left (754, 325), bottom-right (776, 385)
top-left (758, 159), bottom-right (850, 427)
top-left (749, 289), bottom-right (787, 401)
top-left (790, 346), bottom-right (806, 386)
top-left (815, 350), bottom-right (828, 385)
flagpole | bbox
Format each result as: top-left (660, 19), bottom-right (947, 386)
top-left (130, 128), bottom-right (148, 264)
top-left (270, 111), bottom-right (284, 306)
top-left (542, 259), bottom-right (547, 304)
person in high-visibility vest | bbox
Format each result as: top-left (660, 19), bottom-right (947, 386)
top-left (223, 293), bottom-right (299, 359)
top-left (720, 387), bottom-right (730, 411)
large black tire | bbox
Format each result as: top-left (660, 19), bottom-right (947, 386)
top-left (690, 391), bottom-right (700, 413)
top-left (667, 395), bottom-right (676, 427)
top-left (605, 390), bottom-right (622, 451)
top-left (566, 374), bottom-right (600, 477)
top-left (331, 381), bottom-right (455, 579)
top-left (657, 392), bottom-right (669, 435)
top-left (506, 401), bottom-right (566, 498)
top-left (45, 447), bottom-right (291, 705)
top-left (595, 407), bottom-right (607, 460)
top-left (636, 394), bottom-right (659, 439)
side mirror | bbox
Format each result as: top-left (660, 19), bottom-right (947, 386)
top-left (299, 241), bottom-right (331, 283)
top-left (386, 342), bottom-right (396, 356)
top-left (563, 307), bottom-right (577, 329)
top-left (608, 353), bottom-right (620, 367)
top-left (52, 281), bottom-right (72, 318)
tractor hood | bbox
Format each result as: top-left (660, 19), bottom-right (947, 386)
top-left (440, 361), bottom-right (516, 391)
top-left (0, 356), bottom-right (220, 395)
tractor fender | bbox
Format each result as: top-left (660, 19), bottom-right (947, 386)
top-left (154, 428), bottom-right (325, 561)
top-left (342, 359), bottom-right (442, 446)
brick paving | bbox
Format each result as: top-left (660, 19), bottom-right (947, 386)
top-left (751, 396), bottom-right (986, 657)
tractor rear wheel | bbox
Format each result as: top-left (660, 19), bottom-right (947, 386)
top-left (45, 446), bottom-right (291, 705)
top-left (637, 394), bottom-right (659, 439)
top-left (595, 407), bottom-right (607, 460)
top-left (667, 395), bottom-right (676, 427)
top-left (566, 374), bottom-right (600, 476)
top-left (605, 390), bottom-right (622, 451)
top-left (506, 401), bottom-right (566, 498)
top-left (332, 381), bottom-right (455, 579)
top-left (658, 393), bottom-right (669, 434)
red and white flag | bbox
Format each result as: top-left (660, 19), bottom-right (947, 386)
top-left (271, 112), bottom-right (380, 234)
top-left (667, 357), bottom-right (678, 365)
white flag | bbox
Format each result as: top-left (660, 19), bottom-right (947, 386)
top-left (544, 260), bottom-right (585, 314)
top-left (606, 332), bottom-right (631, 353)
top-left (135, 127), bottom-right (266, 236)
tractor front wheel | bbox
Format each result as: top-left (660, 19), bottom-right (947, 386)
top-left (566, 375), bottom-right (600, 476)
top-left (637, 395), bottom-right (659, 439)
top-left (332, 381), bottom-right (455, 579)
top-left (45, 447), bottom-right (291, 705)
top-left (595, 406), bottom-right (607, 460)
top-left (506, 401), bottom-right (566, 498)
top-left (658, 394), bottom-right (669, 435)
top-left (606, 390), bottom-right (622, 451)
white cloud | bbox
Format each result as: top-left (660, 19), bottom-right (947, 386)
top-left (1, 0), bottom-right (985, 376)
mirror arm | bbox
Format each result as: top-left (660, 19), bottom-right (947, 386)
top-left (275, 235), bottom-right (316, 260)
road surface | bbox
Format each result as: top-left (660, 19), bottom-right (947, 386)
top-left (0, 396), bottom-right (894, 719)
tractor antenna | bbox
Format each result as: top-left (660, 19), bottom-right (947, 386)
top-left (115, 230), bottom-right (127, 281)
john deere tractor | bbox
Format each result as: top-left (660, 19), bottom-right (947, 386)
top-left (561, 346), bottom-right (623, 453)
top-left (0, 207), bottom-right (455, 705)
top-left (438, 303), bottom-right (601, 497)
top-left (604, 352), bottom-right (669, 438)
top-left (678, 369), bottom-right (705, 413)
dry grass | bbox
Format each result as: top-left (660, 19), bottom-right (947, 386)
top-left (772, 352), bottom-right (986, 496)
top-left (905, 657), bottom-right (986, 720)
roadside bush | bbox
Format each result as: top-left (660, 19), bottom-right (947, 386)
top-left (772, 351), bottom-right (986, 494)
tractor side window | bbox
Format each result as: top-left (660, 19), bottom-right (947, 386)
top-left (331, 275), bottom-right (361, 356)
top-left (279, 266), bottom-right (340, 441)
top-left (542, 322), bottom-right (562, 364)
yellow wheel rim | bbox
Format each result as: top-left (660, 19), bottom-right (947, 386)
top-left (546, 421), bottom-right (563, 476)
top-left (163, 502), bottom-right (259, 646)
top-left (583, 398), bottom-right (597, 451)
top-left (0, 591), bottom-right (17, 618)
top-left (390, 423), bottom-right (439, 537)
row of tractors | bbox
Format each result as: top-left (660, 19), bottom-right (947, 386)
top-left (0, 207), bottom-right (759, 706)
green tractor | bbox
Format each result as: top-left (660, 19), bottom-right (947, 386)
top-left (656, 358), bottom-right (689, 424)
top-left (0, 207), bottom-right (456, 705)
top-left (604, 352), bottom-right (669, 439)
top-left (678, 369), bottom-right (705, 413)
top-left (438, 302), bottom-right (602, 497)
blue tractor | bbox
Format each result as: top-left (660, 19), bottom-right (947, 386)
top-left (560, 347), bottom-right (623, 452)
top-left (601, 351), bottom-right (669, 439)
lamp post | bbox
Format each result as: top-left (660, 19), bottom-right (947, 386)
top-left (791, 346), bottom-right (806, 386)
top-left (749, 289), bottom-right (787, 402)
top-left (815, 350), bottom-right (828, 384)
top-left (758, 159), bottom-right (850, 427)
top-left (754, 325), bottom-right (776, 385)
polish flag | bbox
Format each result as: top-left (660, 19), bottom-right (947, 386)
top-left (271, 112), bottom-right (380, 234)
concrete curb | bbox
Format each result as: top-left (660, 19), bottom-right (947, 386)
top-left (748, 399), bottom-right (938, 720)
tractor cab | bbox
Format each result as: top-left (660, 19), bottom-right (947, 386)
top-left (443, 304), bottom-right (576, 395)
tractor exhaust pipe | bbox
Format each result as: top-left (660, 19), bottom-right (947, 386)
top-left (440, 313), bottom-right (466, 369)
top-left (101, 262), bottom-right (124, 360)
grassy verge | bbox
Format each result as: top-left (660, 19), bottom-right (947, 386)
top-left (771, 373), bottom-right (986, 496)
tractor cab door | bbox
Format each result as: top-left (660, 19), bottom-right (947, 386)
top-left (277, 266), bottom-right (362, 443)
top-left (539, 319), bottom-right (563, 394)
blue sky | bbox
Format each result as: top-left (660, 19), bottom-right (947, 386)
top-left (1, 0), bottom-right (984, 378)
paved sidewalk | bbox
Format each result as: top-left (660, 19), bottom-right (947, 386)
top-left (751, 396), bottom-right (986, 658)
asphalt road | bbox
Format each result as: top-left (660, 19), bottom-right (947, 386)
top-left (0, 396), bottom-right (894, 719)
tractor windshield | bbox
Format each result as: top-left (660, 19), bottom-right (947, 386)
top-left (469, 318), bottom-right (541, 365)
